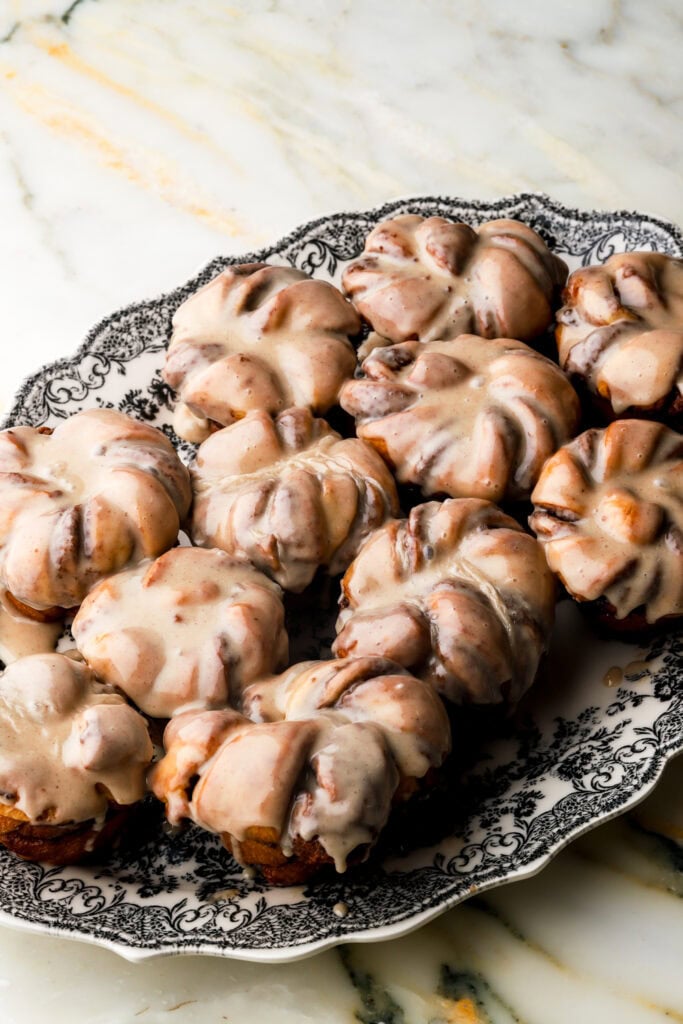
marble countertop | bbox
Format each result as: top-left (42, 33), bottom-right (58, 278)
top-left (0, 758), bottom-right (681, 1023)
top-left (0, 1), bottom-right (681, 1021)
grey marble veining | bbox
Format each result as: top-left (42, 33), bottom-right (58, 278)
top-left (0, 758), bottom-right (680, 1023)
top-left (0, 2), bottom-right (681, 1021)
top-left (1, 0), bottom-right (683, 411)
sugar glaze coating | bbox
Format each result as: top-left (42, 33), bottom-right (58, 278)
top-left (343, 215), bottom-right (567, 344)
top-left (557, 252), bottom-right (683, 420)
top-left (340, 334), bottom-right (580, 502)
top-left (334, 499), bottom-right (555, 705)
top-left (530, 420), bottom-right (683, 625)
top-left (0, 653), bottom-right (152, 827)
top-left (151, 656), bottom-right (450, 881)
top-left (72, 546), bottom-right (288, 719)
top-left (164, 263), bottom-right (360, 442)
top-left (190, 408), bottom-right (399, 591)
top-left (0, 410), bottom-right (191, 612)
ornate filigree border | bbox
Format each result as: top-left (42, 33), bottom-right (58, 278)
top-left (1, 193), bottom-right (681, 961)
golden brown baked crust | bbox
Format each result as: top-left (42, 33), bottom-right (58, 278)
top-left (0, 410), bottom-right (191, 613)
top-left (190, 407), bottom-right (399, 592)
top-left (556, 252), bottom-right (683, 422)
top-left (0, 591), bottom-right (62, 665)
top-left (0, 653), bottom-right (152, 864)
top-left (72, 546), bottom-right (289, 719)
top-left (163, 263), bottom-right (361, 441)
top-left (219, 828), bottom-right (369, 886)
top-left (0, 802), bottom-right (134, 865)
top-left (342, 215), bottom-right (567, 344)
top-left (340, 334), bottom-right (580, 502)
top-left (334, 499), bottom-right (556, 705)
top-left (150, 657), bottom-right (450, 883)
top-left (530, 419), bottom-right (683, 628)
top-left (3, 592), bottom-right (63, 623)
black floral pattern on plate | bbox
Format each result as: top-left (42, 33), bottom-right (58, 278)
top-left (1, 194), bottom-right (681, 961)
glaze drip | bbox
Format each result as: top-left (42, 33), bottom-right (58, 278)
top-left (334, 499), bottom-right (555, 705)
top-left (151, 657), bottom-right (450, 874)
top-left (0, 653), bottom-right (152, 825)
top-left (191, 407), bottom-right (399, 592)
top-left (530, 420), bottom-right (683, 622)
top-left (72, 546), bottom-right (288, 719)
top-left (164, 263), bottom-right (360, 442)
top-left (0, 591), bottom-right (61, 664)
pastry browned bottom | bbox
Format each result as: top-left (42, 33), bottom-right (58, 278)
top-left (220, 776), bottom-right (424, 885)
top-left (222, 827), bottom-right (367, 886)
top-left (568, 373), bottom-right (683, 433)
top-left (582, 596), bottom-right (680, 641)
top-left (4, 590), bottom-right (65, 623)
top-left (0, 801), bottom-right (134, 865)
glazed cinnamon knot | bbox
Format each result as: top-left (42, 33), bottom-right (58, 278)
top-left (340, 335), bottom-right (580, 502)
top-left (72, 546), bottom-right (288, 718)
top-left (334, 499), bottom-right (556, 705)
top-left (190, 408), bottom-right (399, 591)
top-left (0, 653), bottom-right (152, 864)
top-left (342, 215), bottom-right (567, 344)
top-left (0, 410), bottom-right (191, 613)
top-left (556, 252), bottom-right (683, 422)
top-left (163, 263), bottom-right (360, 442)
top-left (150, 656), bottom-right (450, 884)
top-left (530, 419), bottom-right (683, 629)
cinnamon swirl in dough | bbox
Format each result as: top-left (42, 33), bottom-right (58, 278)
top-left (0, 410), bottom-right (191, 615)
top-left (334, 499), bottom-right (555, 705)
top-left (0, 653), bottom-right (152, 864)
top-left (556, 252), bottom-right (683, 423)
top-left (340, 335), bottom-right (580, 502)
top-left (72, 546), bottom-right (288, 719)
top-left (530, 420), bottom-right (683, 631)
top-left (342, 215), bottom-right (567, 344)
top-left (150, 656), bottom-right (450, 884)
top-left (190, 408), bottom-right (399, 592)
top-left (163, 263), bottom-right (360, 442)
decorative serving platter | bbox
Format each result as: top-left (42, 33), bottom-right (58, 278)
top-left (1, 193), bottom-right (681, 962)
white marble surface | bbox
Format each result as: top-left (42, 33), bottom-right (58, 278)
top-left (0, 759), bottom-right (681, 1024)
top-left (2, 0), bottom-right (683, 410)
top-left (0, 1), bottom-right (682, 1021)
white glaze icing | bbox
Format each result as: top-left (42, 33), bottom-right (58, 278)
top-left (557, 253), bottom-right (683, 415)
top-left (0, 410), bottom-right (191, 611)
top-left (164, 263), bottom-right (360, 441)
top-left (531, 420), bottom-right (683, 622)
top-left (152, 657), bottom-right (450, 872)
top-left (343, 215), bottom-right (566, 344)
top-left (340, 334), bottom-right (580, 502)
top-left (335, 499), bottom-right (555, 704)
top-left (191, 407), bottom-right (399, 591)
top-left (0, 591), bottom-right (61, 665)
top-left (72, 546), bottom-right (288, 719)
top-left (0, 653), bottom-right (152, 825)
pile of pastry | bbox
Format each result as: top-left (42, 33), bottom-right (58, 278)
top-left (0, 215), bottom-right (680, 885)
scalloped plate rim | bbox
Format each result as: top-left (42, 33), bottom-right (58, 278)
top-left (0, 191), bottom-right (681, 963)
top-left (0, 741), bottom-right (677, 964)
top-left (5, 190), bottom-right (683, 429)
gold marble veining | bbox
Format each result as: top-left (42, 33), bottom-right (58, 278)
top-left (5, 77), bottom-right (242, 233)
top-left (2, 18), bottom-right (246, 234)
top-left (0, 1), bottom-right (681, 1020)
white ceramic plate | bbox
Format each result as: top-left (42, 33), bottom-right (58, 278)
top-left (1, 193), bottom-right (681, 962)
